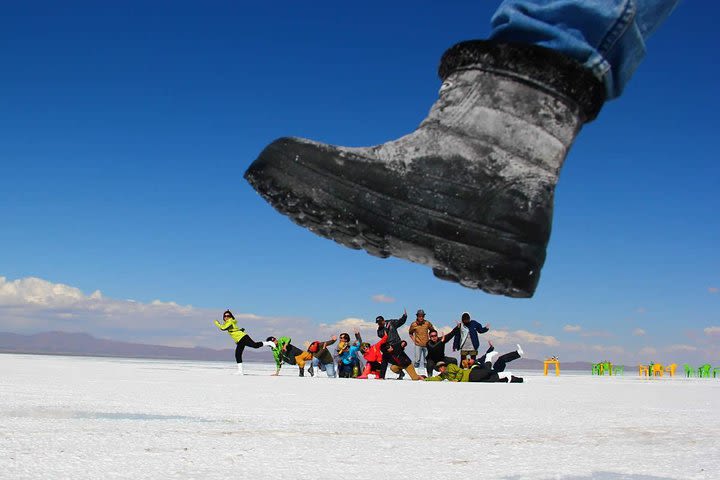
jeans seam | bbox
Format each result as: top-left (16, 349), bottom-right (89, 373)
top-left (584, 0), bottom-right (636, 87)
top-left (597, 0), bottom-right (636, 59)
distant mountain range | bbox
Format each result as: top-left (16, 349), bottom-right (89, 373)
top-left (0, 331), bottom-right (597, 371)
top-left (0, 331), bottom-right (271, 363)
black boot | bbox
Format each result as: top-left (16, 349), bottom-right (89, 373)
top-left (245, 41), bottom-right (605, 297)
top-left (299, 367), bottom-right (304, 377)
top-left (307, 364), bottom-right (314, 377)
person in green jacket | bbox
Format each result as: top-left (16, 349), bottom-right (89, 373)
top-left (266, 336), bottom-right (312, 377)
top-left (214, 309), bottom-right (274, 375)
top-left (424, 358), bottom-right (523, 383)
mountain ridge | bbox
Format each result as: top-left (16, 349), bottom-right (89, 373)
top-left (0, 331), bottom-right (600, 370)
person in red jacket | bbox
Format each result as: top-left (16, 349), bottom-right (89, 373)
top-left (357, 334), bottom-right (388, 379)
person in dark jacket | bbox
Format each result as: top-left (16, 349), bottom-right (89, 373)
top-left (308, 336), bottom-right (338, 378)
top-left (426, 326), bottom-right (459, 376)
top-left (375, 309), bottom-right (421, 380)
top-left (452, 312), bottom-right (490, 366)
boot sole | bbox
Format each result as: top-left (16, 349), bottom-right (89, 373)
top-left (245, 138), bottom-right (542, 297)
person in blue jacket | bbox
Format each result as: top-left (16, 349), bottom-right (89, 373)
top-left (453, 312), bottom-right (490, 367)
top-left (336, 329), bottom-right (363, 378)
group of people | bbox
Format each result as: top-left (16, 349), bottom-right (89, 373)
top-left (214, 308), bottom-right (524, 383)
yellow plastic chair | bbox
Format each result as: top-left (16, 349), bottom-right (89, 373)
top-left (638, 365), bottom-right (649, 376)
top-left (652, 363), bottom-right (664, 377)
top-left (543, 358), bottom-right (560, 376)
top-left (664, 363), bottom-right (677, 377)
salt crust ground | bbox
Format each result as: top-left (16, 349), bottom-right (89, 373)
top-left (1, 354), bottom-right (718, 480)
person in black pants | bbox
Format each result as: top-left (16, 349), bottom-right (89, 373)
top-left (425, 327), bottom-right (459, 376)
top-left (214, 309), bottom-right (274, 375)
top-left (477, 341), bottom-right (524, 373)
top-left (376, 309), bottom-right (407, 379)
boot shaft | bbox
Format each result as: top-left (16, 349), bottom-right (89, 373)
top-left (422, 41), bottom-right (605, 176)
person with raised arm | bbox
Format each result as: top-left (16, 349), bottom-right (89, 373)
top-left (214, 309), bottom-right (274, 375)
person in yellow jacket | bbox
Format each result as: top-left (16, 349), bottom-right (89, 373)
top-left (214, 309), bottom-right (274, 375)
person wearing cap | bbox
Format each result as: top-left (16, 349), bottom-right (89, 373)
top-left (308, 336), bottom-right (338, 378)
top-left (425, 326), bottom-right (460, 376)
top-left (452, 312), bottom-right (490, 367)
top-left (408, 309), bottom-right (435, 371)
top-left (376, 309), bottom-right (419, 379)
top-left (266, 336), bottom-right (314, 377)
top-left (214, 309), bottom-right (275, 375)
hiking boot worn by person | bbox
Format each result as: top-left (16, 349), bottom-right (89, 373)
top-left (245, 40), bottom-right (605, 297)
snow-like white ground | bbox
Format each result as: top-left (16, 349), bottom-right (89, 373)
top-left (1, 354), bottom-right (718, 480)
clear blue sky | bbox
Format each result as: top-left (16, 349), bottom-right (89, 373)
top-left (1, 1), bottom-right (718, 362)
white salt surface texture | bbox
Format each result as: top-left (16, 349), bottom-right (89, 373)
top-left (2, 354), bottom-right (719, 480)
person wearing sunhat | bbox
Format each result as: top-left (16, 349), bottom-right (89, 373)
top-left (408, 308), bottom-right (435, 371)
top-left (214, 309), bottom-right (274, 375)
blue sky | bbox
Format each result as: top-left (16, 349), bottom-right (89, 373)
top-left (1, 1), bottom-right (718, 363)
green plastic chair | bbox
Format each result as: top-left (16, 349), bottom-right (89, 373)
top-left (613, 365), bottom-right (624, 375)
top-left (601, 361), bottom-right (612, 376)
top-left (714, 367), bottom-right (720, 379)
top-left (591, 363), bottom-right (601, 375)
top-left (683, 364), bottom-right (694, 377)
top-left (698, 364), bottom-right (712, 378)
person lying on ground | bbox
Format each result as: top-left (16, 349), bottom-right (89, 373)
top-left (425, 355), bottom-right (523, 383)
top-left (476, 341), bottom-right (524, 372)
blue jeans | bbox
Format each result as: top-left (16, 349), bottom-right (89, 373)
top-left (490, 0), bottom-right (680, 99)
top-left (413, 345), bottom-right (428, 368)
top-left (312, 357), bottom-right (336, 378)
